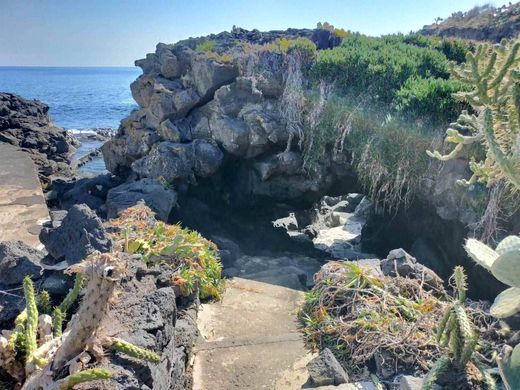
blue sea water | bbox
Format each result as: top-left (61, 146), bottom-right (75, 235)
top-left (0, 66), bottom-right (141, 173)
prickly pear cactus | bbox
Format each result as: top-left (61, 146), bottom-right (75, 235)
top-left (465, 235), bottom-right (520, 318)
top-left (498, 344), bottom-right (520, 390)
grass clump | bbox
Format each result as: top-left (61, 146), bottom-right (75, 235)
top-left (299, 261), bottom-right (506, 384)
top-left (196, 40), bottom-right (216, 53)
top-left (109, 204), bottom-right (224, 300)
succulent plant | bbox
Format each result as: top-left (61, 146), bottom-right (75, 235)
top-left (465, 235), bottom-right (520, 318)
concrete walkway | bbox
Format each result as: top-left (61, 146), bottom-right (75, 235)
top-left (0, 143), bottom-right (49, 249)
top-left (193, 277), bottom-right (315, 389)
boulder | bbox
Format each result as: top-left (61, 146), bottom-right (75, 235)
top-left (0, 93), bottom-right (75, 181)
top-left (306, 348), bottom-right (349, 386)
top-left (106, 179), bottom-right (177, 221)
top-left (381, 248), bottom-right (444, 290)
top-left (190, 57), bottom-right (238, 100)
top-left (131, 140), bottom-right (223, 182)
top-left (39, 204), bottom-right (112, 265)
top-left (0, 241), bottom-right (43, 286)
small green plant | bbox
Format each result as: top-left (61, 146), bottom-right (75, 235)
top-left (423, 266), bottom-right (495, 389)
top-left (110, 338), bottom-right (161, 363)
top-left (57, 368), bottom-right (112, 390)
top-left (110, 204), bottom-right (225, 300)
top-left (196, 40), bottom-right (215, 53)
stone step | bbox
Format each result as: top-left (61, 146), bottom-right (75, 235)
top-left (193, 277), bottom-right (315, 389)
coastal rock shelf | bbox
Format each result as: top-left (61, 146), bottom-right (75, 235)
top-left (0, 143), bottom-right (50, 249)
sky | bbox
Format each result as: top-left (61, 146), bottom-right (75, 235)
top-left (0, 0), bottom-right (511, 67)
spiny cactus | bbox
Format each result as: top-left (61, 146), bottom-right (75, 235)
top-left (109, 338), bottom-right (161, 363)
top-left (19, 252), bottom-right (162, 390)
top-left (465, 235), bottom-right (520, 318)
top-left (56, 368), bottom-right (112, 390)
top-left (52, 307), bottom-right (64, 338)
top-left (427, 38), bottom-right (520, 190)
top-left (423, 267), bottom-right (494, 389)
top-left (59, 273), bottom-right (84, 313)
top-left (22, 277), bottom-right (38, 362)
top-left (37, 291), bottom-right (51, 316)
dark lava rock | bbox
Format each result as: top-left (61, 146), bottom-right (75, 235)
top-left (381, 248), bottom-right (444, 291)
top-left (41, 271), bottom-right (72, 296)
top-left (0, 240), bottom-right (43, 285)
top-left (53, 174), bottom-right (123, 213)
top-left (306, 348), bottom-right (349, 386)
top-left (79, 256), bottom-right (198, 390)
top-left (0, 93), bottom-right (76, 182)
top-left (40, 204), bottom-right (112, 265)
top-left (106, 178), bottom-right (178, 221)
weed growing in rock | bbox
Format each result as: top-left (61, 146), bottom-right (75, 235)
top-left (109, 204), bottom-right (224, 300)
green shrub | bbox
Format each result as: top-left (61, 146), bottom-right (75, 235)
top-left (438, 38), bottom-right (474, 63)
top-left (311, 33), bottom-right (449, 103)
top-left (196, 40), bottom-right (216, 53)
top-left (289, 37), bottom-right (317, 65)
top-left (395, 76), bottom-right (470, 126)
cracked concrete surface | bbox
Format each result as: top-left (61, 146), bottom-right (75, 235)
top-left (193, 277), bottom-right (315, 390)
top-left (0, 143), bottom-right (49, 249)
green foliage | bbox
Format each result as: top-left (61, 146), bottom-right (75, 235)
top-left (110, 205), bottom-right (224, 300)
top-left (58, 368), bottom-right (112, 390)
top-left (59, 273), bottom-right (84, 313)
top-left (316, 21), bottom-right (349, 38)
top-left (36, 291), bottom-right (52, 315)
top-left (427, 38), bottom-right (520, 190)
top-left (311, 33), bottom-right (449, 103)
top-left (465, 235), bottom-right (520, 318)
top-left (22, 276), bottom-right (38, 360)
top-left (110, 338), bottom-right (161, 363)
top-left (498, 344), bottom-right (520, 390)
top-left (395, 76), bottom-right (470, 126)
top-left (196, 40), bottom-right (215, 53)
top-left (53, 307), bottom-right (64, 338)
top-left (289, 37), bottom-right (317, 65)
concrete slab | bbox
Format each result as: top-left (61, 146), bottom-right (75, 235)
top-left (0, 143), bottom-right (49, 249)
top-left (193, 277), bottom-right (315, 389)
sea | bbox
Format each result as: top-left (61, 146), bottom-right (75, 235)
top-left (0, 66), bottom-right (141, 174)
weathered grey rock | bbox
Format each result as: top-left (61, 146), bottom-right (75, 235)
top-left (131, 140), bottom-right (223, 182)
top-left (381, 248), bottom-right (444, 290)
top-left (307, 348), bottom-right (349, 386)
top-left (0, 241), bottom-right (43, 285)
top-left (399, 375), bottom-right (426, 390)
top-left (106, 179), bottom-right (177, 221)
top-left (41, 271), bottom-right (71, 296)
top-left (272, 213), bottom-right (298, 231)
top-left (254, 151), bottom-right (302, 181)
top-left (190, 57), bottom-right (238, 100)
top-left (39, 204), bottom-right (112, 264)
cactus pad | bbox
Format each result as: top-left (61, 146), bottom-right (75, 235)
top-left (498, 344), bottom-right (520, 390)
top-left (491, 251), bottom-right (520, 288)
top-left (496, 235), bottom-right (520, 256)
top-left (490, 287), bottom-right (520, 318)
top-left (464, 238), bottom-right (498, 271)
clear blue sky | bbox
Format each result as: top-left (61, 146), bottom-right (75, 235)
top-left (0, 0), bottom-right (509, 67)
